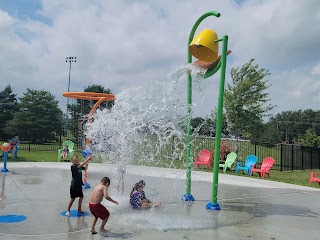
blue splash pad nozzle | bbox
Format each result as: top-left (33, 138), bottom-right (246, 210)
top-left (82, 182), bottom-right (91, 189)
top-left (60, 210), bottom-right (89, 218)
top-left (206, 202), bottom-right (221, 210)
top-left (0, 215), bottom-right (27, 223)
top-left (182, 194), bottom-right (195, 201)
top-left (82, 149), bottom-right (92, 158)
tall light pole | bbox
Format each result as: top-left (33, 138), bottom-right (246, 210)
top-left (65, 56), bottom-right (76, 122)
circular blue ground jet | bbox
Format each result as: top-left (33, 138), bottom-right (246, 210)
top-left (60, 210), bottom-right (89, 218)
top-left (0, 214), bottom-right (27, 223)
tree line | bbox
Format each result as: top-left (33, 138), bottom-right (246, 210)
top-left (191, 59), bottom-right (320, 147)
top-left (1, 59), bottom-right (319, 147)
top-left (0, 85), bottom-right (113, 143)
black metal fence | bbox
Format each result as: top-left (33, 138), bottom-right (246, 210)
top-left (192, 138), bottom-right (320, 171)
top-left (0, 126), bottom-right (78, 151)
top-left (280, 144), bottom-right (320, 171)
top-left (1, 126), bottom-right (320, 171)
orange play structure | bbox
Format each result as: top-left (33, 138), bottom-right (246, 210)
top-left (1, 143), bottom-right (11, 152)
top-left (62, 92), bottom-right (116, 146)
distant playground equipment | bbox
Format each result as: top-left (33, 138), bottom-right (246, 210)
top-left (1, 143), bottom-right (11, 172)
top-left (62, 92), bottom-right (116, 188)
top-left (57, 140), bottom-right (75, 162)
top-left (183, 11), bottom-right (229, 210)
top-left (1, 138), bottom-right (19, 159)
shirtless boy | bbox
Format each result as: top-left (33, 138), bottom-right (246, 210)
top-left (89, 177), bottom-right (118, 234)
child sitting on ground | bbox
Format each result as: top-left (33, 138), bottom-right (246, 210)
top-left (62, 145), bottom-right (70, 159)
top-left (130, 182), bottom-right (161, 209)
top-left (89, 176), bottom-right (118, 234)
top-left (138, 180), bottom-right (151, 203)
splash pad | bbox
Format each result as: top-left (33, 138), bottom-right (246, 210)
top-left (0, 8), bottom-right (319, 240)
top-left (1, 163), bottom-right (320, 240)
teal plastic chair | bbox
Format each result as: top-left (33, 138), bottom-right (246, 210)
top-left (58, 140), bottom-right (75, 162)
top-left (235, 155), bottom-right (258, 176)
top-left (219, 152), bottom-right (237, 173)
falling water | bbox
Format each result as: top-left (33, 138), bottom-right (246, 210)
top-left (87, 63), bottom-right (207, 192)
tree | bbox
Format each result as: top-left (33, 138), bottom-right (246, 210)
top-left (300, 128), bottom-right (320, 148)
top-left (211, 108), bottom-right (229, 137)
top-left (0, 85), bottom-right (17, 128)
top-left (250, 120), bottom-right (281, 146)
top-left (199, 118), bottom-right (215, 136)
top-left (224, 59), bottom-right (275, 139)
top-left (191, 117), bottom-right (204, 134)
top-left (8, 89), bottom-right (63, 143)
top-left (191, 117), bottom-right (215, 136)
top-left (270, 109), bottom-right (320, 143)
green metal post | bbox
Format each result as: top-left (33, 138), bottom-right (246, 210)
top-left (206, 35), bottom-right (228, 210)
top-left (183, 11), bottom-right (220, 201)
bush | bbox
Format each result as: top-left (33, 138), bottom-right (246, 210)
top-left (212, 140), bottom-right (232, 160)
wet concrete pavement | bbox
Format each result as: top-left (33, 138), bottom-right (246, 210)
top-left (0, 162), bottom-right (319, 240)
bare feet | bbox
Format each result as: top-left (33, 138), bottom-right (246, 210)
top-left (91, 229), bottom-right (97, 234)
top-left (66, 211), bottom-right (70, 217)
top-left (99, 228), bottom-right (108, 233)
top-left (78, 210), bottom-right (85, 214)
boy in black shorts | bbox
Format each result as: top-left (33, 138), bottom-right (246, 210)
top-left (66, 155), bottom-right (92, 217)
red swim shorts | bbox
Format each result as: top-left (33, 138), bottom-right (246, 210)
top-left (89, 203), bottom-right (110, 220)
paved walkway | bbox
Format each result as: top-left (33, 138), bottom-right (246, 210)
top-left (0, 162), bottom-right (319, 240)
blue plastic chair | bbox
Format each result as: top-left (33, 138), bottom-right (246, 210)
top-left (235, 155), bottom-right (258, 176)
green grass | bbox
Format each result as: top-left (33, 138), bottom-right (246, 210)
top-left (195, 166), bottom-right (320, 189)
top-left (249, 169), bottom-right (320, 188)
top-left (2, 149), bottom-right (320, 189)
top-left (1, 150), bottom-right (82, 162)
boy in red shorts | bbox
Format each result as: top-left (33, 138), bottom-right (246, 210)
top-left (89, 176), bottom-right (118, 234)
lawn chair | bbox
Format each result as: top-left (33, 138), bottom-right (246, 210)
top-left (219, 152), bottom-right (237, 173)
top-left (194, 149), bottom-right (212, 169)
top-left (235, 155), bottom-right (258, 176)
top-left (250, 157), bottom-right (275, 178)
top-left (309, 172), bottom-right (320, 186)
top-left (58, 140), bottom-right (75, 162)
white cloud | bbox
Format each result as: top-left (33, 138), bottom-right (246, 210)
top-left (312, 64), bottom-right (320, 75)
top-left (0, 0), bottom-right (319, 117)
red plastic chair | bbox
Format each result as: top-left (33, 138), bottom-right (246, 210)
top-left (194, 149), bottom-right (212, 169)
top-left (250, 157), bottom-right (274, 178)
top-left (309, 172), bottom-right (320, 186)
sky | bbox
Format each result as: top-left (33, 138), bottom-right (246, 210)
top-left (0, 0), bottom-right (319, 119)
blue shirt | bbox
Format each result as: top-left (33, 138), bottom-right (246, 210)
top-left (130, 191), bottom-right (142, 209)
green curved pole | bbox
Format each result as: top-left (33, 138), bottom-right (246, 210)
top-left (184, 11), bottom-right (220, 201)
top-left (206, 35), bottom-right (228, 210)
top-left (204, 61), bottom-right (221, 79)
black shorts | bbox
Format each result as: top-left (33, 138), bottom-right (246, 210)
top-left (70, 185), bottom-right (83, 199)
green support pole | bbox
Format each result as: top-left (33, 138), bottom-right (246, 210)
top-left (206, 35), bottom-right (228, 210)
top-left (183, 11), bottom-right (220, 201)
